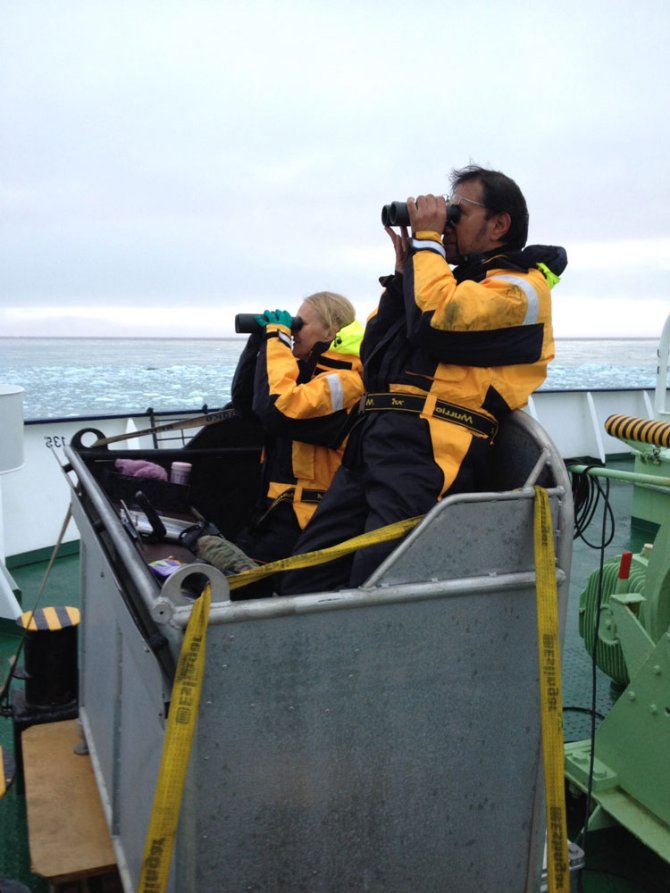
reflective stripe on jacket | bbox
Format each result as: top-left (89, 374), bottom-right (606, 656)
top-left (252, 320), bottom-right (364, 528)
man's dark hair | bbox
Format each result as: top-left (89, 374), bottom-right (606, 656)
top-left (450, 164), bottom-right (529, 249)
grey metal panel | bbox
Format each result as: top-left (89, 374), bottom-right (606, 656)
top-left (186, 586), bottom-right (543, 892)
top-left (369, 492), bottom-right (541, 585)
top-left (72, 497), bottom-right (173, 893)
top-left (66, 410), bottom-right (573, 893)
top-left (75, 524), bottom-right (120, 814)
top-left (115, 589), bottom-right (173, 891)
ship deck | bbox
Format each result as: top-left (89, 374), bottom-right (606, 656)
top-left (1, 457), bottom-right (669, 891)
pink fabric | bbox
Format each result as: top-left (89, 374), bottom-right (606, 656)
top-left (115, 458), bottom-right (168, 481)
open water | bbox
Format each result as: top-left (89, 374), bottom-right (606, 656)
top-left (0, 336), bottom-right (663, 421)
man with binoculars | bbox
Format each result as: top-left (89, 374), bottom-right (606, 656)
top-left (280, 164), bottom-right (568, 595)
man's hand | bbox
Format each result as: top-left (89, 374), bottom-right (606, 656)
top-left (384, 225), bottom-right (410, 273)
top-left (407, 194), bottom-right (447, 235)
top-left (254, 309), bottom-right (293, 329)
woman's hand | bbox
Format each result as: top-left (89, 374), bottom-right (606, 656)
top-left (254, 309), bottom-right (293, 329)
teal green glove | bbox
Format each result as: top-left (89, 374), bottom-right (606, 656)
top-left (254, 309), bottom-right (293, 329)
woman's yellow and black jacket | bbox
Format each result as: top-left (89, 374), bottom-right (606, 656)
top-left (232, 320), bottom-right (364, 529)
top-left (360, 236), bottom-right (567, 493)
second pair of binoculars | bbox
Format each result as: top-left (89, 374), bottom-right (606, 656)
top-left (381, 201), bottom-right (462, 228)
top-left (235, 313), bottom-right (304, 334)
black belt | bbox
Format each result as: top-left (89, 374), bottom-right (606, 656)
top-left (359, 392), bottom-right (498, 440)
top-left (253, 487), bottom-right (326, 531)
top-left (297, 488), bottom-right (326, 504)
top-left (269, 487), bottom-right (326, 507)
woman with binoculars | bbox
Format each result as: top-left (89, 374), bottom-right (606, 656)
top-left (223, 291), bottom-right (364, 590)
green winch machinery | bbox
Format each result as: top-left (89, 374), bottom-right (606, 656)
top-left (565, 413), bottom-right (670, 862)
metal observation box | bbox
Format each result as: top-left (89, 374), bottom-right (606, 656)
top-left (66, 410), bottom-right (573, 893)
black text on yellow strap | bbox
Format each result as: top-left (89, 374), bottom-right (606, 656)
top-left (533, 486), bottom-right (569, 893)
top-left (361, 392), bottom-right (498, 440)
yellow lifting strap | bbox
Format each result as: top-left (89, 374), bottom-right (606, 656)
top-left (533, 485), bottom-right (569, 893)
top-left (137, 582), bottom-right (212, 893)
top-left (226, 514), bottom-right (424, 591)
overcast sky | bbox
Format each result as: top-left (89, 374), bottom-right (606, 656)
top-left (1, 0), bottom-right (669, 338)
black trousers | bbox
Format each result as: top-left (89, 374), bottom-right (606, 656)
top-left (279, 413), bottom-right (448, 594)
top-left (233, 499), bottom-right (302, 598)
top-left (236, 498), bottom-right (302, 564)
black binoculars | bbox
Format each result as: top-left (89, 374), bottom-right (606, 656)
top-left (381, 201), bottom-right (462, 228)
top-left (235, 313), bottom-right (304, 334)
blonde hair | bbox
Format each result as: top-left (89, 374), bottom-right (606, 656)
top-left (303, 291), bottom-right (355, 337)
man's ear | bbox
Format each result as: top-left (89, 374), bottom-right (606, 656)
top-left (491, 211), bottom-right (512, 241)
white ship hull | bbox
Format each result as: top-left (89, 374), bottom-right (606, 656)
top-left (0, 382), bottom-right (667, 561)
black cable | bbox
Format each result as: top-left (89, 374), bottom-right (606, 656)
top-left (563, 705), bottom-right (606, 721)
top-left (571, 468), bottom-right (599, 538)
top-left (568, 465), bottom-right (616, 853)
top-left (574, 478), bottom-right (611, 855)
top-left (570, 467), bottom-right (615, 548)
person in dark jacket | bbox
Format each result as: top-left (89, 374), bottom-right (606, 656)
top-left (280, 164), bottom-right (567, 594)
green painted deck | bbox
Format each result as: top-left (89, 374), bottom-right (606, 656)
top-left (1, 463), bottom-right (670, 891)
top-left (1, 547), bottom-right (80, 892)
